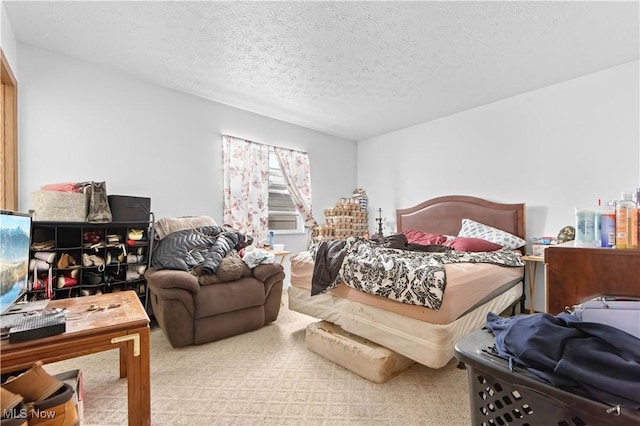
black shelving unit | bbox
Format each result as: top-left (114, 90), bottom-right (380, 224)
top-left (27, 214), bottom-right (154, 310)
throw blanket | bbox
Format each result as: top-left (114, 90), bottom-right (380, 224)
top-left (312, 238), bottom-right (524, 311)
top-left (154, 215), bottom-right (217, 240)
top-left (151, 226), bottom-right (250, 274)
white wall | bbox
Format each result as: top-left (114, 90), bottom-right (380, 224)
top-left (357, 60), bottom-right (640, 312)
top-left (17, 44), bottom-right (357, 256)
top-left (15, 42), bottom-right (640, 310)
top-left (1, 2), bottom-right (18, 75)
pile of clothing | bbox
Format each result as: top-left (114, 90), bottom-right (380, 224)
top-left (485, 311), bottom-right (640, 410)
top-left (151, 226), bottom-right (252, 274)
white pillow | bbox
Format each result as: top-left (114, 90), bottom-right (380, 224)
top-left (458, 218), bottom-right (526, 250)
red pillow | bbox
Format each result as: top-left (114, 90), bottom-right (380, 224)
top-left (446, 237), bottom-right (502, 252)
top-left (402, 230), bottom-right (447, 245)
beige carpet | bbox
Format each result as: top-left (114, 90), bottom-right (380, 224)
top-left (45, 301), bottom-right (472, 426)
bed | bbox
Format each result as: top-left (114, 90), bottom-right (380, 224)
top-left (287, 195), bottom-right (526, 369)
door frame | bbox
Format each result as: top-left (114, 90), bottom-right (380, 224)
top-left (1, 48), bottom-right (18, 210)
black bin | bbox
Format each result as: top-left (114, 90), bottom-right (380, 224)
top-left (108, 195), bottom-right (151, 222)
top-left (454, 329), bottom-right (639, 426)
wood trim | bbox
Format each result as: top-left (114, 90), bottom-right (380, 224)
top-left (1, 48), bottom-right (18, 210)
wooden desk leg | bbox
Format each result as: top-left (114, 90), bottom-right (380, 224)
top-left (528, 262), bottom-right (538, 314)
top-left (115, 327), bottom-right (151, 426)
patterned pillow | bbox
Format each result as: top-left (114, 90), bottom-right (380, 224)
top-left (458, 219), bottom-right (526, 250)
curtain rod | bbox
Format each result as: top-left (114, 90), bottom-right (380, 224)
top-left (222, 134), bottom-right (308, 154)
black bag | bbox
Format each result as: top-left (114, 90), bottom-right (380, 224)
top-left (84, 181), bottom-right (112, 223)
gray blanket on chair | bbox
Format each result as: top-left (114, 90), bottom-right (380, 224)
top-left (151, 226), bottom-right (250, 274)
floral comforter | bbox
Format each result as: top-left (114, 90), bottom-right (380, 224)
top-left (312, 238), bottom-right (524, 311)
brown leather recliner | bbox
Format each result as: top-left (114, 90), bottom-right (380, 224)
top-left (145, 263), bottom-right (285, 348)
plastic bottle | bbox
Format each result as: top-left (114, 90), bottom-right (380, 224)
top-left (600, 201), bottom-right (616, 248)
top-left (631, 188), bottom-right (640, 249)
top-left (268, 230), bottom-right (275, 250)
top-left (615, 192), bottom-right (634, 249)
top-left (594, 199), bottom-right (602, 247)
top-left (575, 208), bottom-right (596, 246)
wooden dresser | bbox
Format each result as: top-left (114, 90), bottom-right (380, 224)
top-left (544, 245), bottom-right (640, 314)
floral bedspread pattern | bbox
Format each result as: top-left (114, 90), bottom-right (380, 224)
top-left (332, 238), bottom-right (524, 311)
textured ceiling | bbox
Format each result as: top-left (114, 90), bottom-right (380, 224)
top-left (4, 1), bottom-right (639, 141)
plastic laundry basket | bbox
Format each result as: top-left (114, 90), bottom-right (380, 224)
top-left (454, 329), bottom-right (640, 426)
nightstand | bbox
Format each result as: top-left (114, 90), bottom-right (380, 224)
top-left (266, 249), bottom-right (291, 265)
top-left (521, 254), bottom-right (544, 314)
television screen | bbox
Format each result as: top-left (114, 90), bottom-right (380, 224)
top-left (0, 210), bottom-right (32, 315)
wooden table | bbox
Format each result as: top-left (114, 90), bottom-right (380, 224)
top-left (266, 249), bottom-right (291, 265)
top-left (521, 254), bottom-right (544, 314)
top-left (1, 291), bottom-right (150, 425)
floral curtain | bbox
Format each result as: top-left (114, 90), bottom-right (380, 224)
top-left (222, 135), bottom-right (270, 242)
top-left (273, 147), bottom-right (317, 229)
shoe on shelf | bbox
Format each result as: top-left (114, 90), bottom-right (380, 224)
top-left (126, 269), bottom-right (141, 281)
top-left (34, 252), bottom-right (55, 264)
top-left (56, 276), bottom-right (77, 289)
top-left (57, 253), bottom-right (73, 269)
top-left (89, 255), bottom-right (105, 272)
top-left (127, 229), bottom-right (144, 241)
top-left (83, 272), bottom-right (103, 286)
top-left (31, 240), bottom-right (55, 251)
top-left (61, 269), bottom-right (79, 279)
top-left (82, 253), bottom-right (92, 267)
top-left (1, 361), bottom-right (64, 403)
top-left (29, 259), bottom-right (50, 272)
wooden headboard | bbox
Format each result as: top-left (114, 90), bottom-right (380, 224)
top-left (396, 195), bottom-right (526, 242)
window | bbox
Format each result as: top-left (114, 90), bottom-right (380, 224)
top-left (268, 150), bottom-right (303, 233)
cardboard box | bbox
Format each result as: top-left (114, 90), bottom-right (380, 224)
top-left (54, 369), bottom-right (83, 424)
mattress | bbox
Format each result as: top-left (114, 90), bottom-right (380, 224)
top-left (290, 250), bottom-right (524, 324)
top-left (288, 250), bottom-right (524, 368)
